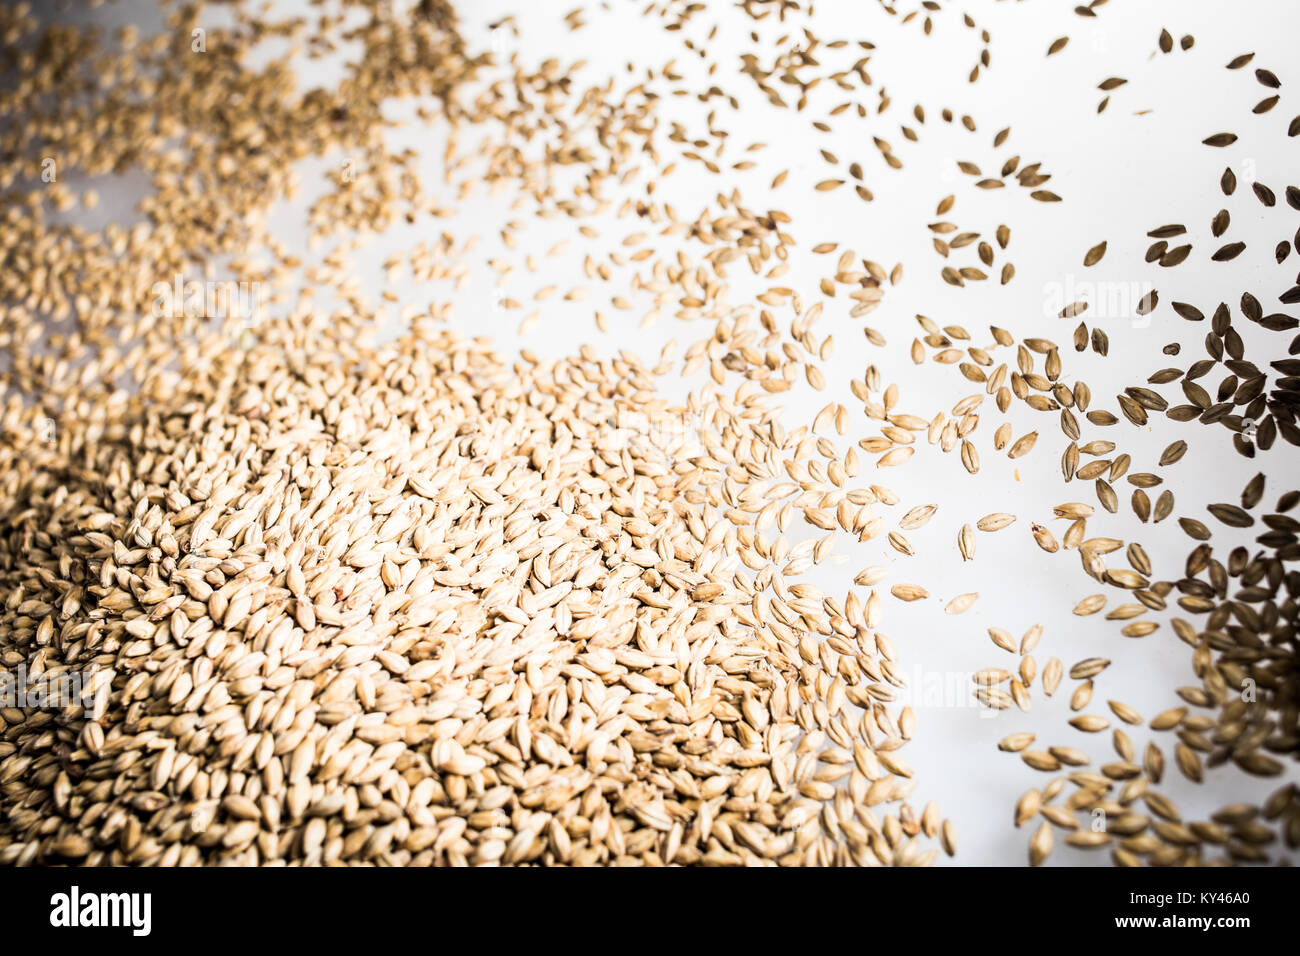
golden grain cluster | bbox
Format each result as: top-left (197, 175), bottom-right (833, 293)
top-left (0, 0), bottom-right (1296, 866)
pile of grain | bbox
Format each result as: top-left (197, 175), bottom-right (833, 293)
top-left (0, 314), bottom-right (937, 865)
top-left (1, 0), bottom-right (1297, 868)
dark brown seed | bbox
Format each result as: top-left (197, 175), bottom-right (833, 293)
top-left (1073, 323), bottom-right (1088, 352)
top-left (1118, 395), bottom-right (1147, 425)
top-left (1207, 503), bottom-right (1253, 528)
top-left (1096, 479), bottom-right (1118, 513)
top-left (1159, 440), bottom-right (1187, 466)
top-left (1241, 472), bottom-right (1265, 509)
top-left (1211, 242), bottom-right (1246, 262)
top-left (1202, 133), bottom-right (1238, 148)
top-left (1241, 293), bottom-right (1262, 322)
